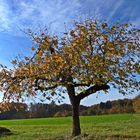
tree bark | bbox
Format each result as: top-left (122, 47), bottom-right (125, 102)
top-left (67, 84), bottom-right (81, 137)
top-left (71, 100), bottom-right (81, 137)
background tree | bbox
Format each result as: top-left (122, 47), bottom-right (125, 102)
top-left (0, 102), bottom-right (28, 119)
top-left (0, 19), bottom-right (140, 137)
top-left (133, 95), bottom-right (140, 113)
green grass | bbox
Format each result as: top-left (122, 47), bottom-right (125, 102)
top-left (0, 114), bottom-right (140, 140)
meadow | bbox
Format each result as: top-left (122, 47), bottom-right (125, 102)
top-left (0, 114), bottom-right (140, 140)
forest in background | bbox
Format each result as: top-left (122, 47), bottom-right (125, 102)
top-left (0, 95), bottom-right (139, 120)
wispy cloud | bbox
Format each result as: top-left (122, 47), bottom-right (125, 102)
top-left (0, 0), bottom-right (139, 35)
top-left (0, 0), bottom-right (11, 32)
top-left (0, 0), bottom-right (82, 34)
top-left (106, 0), bottom-right (123, 22)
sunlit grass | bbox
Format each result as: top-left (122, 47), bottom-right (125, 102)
top-left (0, 114), bottom-right (139, 140)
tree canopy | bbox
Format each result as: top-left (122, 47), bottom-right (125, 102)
top-left (0, 19), bottom-right (139, 104)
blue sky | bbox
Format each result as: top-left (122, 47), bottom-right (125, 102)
top-left (0, 0), bottom-right (140, 105)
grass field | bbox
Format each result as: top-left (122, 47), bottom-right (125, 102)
top-left (0, 114), bottom-right (140, 140)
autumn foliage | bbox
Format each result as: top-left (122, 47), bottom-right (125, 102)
top-left (0, 19), bottom-right (140, 136)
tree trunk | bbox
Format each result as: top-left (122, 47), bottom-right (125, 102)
top-left (67, 84), bottom-right (81, 137)
top-left (72, 100), bottom-right (81, 137)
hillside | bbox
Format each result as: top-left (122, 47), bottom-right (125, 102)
top-left (0, 95), bottom-right (140, 119)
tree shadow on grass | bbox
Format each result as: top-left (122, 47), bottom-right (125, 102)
top-left (0, 127), bottom-right (13, 137)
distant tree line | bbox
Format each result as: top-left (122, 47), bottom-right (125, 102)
top-left (0, 95), bottom-right (139, 120)
top-left (0, 102), bottom-right (28, 119)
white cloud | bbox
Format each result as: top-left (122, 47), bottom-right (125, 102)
top-left (0, 0), bottom-right (139, 35)
top-left (0, 0), bottom-right (82, 34)
top-left (106, 0), bottom-right (123, 22)
top-left (0, 0), bottom-right (11, 32)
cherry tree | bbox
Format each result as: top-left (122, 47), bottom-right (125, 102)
top-left (0, 19), bottom-right (140, 136)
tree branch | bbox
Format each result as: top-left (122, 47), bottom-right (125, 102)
top-left (34, 78), bottom-right (58, 91)
top-left (73, 83), bottom-right (90, 87)
top-left (36, 85), bottom-right (58, 91)
top-left (77, 84), bottom-right (110, 100)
